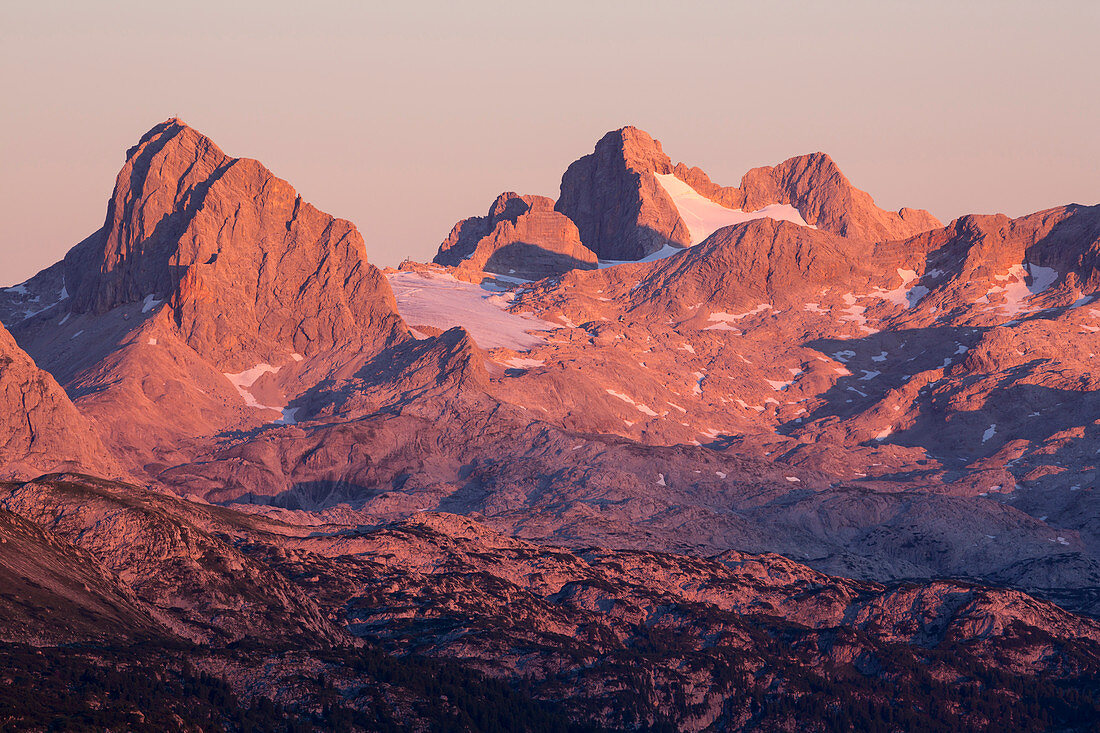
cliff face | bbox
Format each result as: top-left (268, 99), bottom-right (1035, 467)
top-left (555, 126), bottom-right (691, 260)
top-left (62, 118), bottom-right (406, 368)
top-left (0, 322), bottom-right (118, 480)
top-left (436, 192), bottom-right (597, 279)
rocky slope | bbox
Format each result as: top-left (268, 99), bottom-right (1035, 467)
top-left (3, 121), bottom-right (1100, 729)
top-left (1, 474), bottom-right (1098, 731)
top-left (6, 121), bottom-right (1095, 612)
top-left (0, 321), bottom-right (117, 480)
top-left (1, 118), bottom-right (412, 474)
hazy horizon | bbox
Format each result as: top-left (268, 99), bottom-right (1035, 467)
top-left (2, 0), bottom-right (1098, 286)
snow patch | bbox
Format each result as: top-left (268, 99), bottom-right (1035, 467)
top-left (708, 305), bottom-right (772, 322)
top-left (978, 264), bottom-right (1059, 317)
top-left (141, 294), bottom-right (163, 313)
top-left (500, 356), bottom-right (545, 369)
top-left (867, 269), bottom-right (921, 309)
top-left (653, 172), bottom-right (813, 244)
top-left (387, 271), bottom-right (558, 351)
top-left (224, 363), bottom-right (295, 424)
top-left (274, 408), bottom-right (298, 426)
top-left (606, 389), bottom-right (659, 416)
top-left (982, 424), bottom-right (997, 443)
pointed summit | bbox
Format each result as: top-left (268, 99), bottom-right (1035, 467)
top-left (554, 126), bottom-right (941, 262)
top-left (555, 127), bottom-right (690, 260)
top-left (61, 118), bottom-right (405, 368)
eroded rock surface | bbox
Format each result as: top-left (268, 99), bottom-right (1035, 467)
top-left (436, 192), bottom-right (597, 280)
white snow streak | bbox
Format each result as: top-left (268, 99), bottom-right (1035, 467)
top-left (653, 172), bottom-right (813, 243)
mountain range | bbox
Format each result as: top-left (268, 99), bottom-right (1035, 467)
top-left (1, 119), bottom-right (1099, 730)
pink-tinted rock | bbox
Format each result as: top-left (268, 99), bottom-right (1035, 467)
top-left (0, 322), bottom-right (118, 480)
top-left (556, 127), bottom-right (690, 260)
top-left (62, 118), bottom-right (406, 368)
top-left (436, 192), bottom-right (596, 279)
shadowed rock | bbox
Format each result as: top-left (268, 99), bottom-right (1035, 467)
top-left (436, 192), bottom-right (597, 279)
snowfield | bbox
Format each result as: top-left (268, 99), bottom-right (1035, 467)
top-left (387, 270), bottom-right (558, 351)
top-left (653, 172), bottom-right (813, 243)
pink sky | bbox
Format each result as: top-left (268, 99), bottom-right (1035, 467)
top-left (2, 1), bottom-right (1098, 285)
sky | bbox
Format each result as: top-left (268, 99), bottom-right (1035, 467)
top-left (1, 0), bottom-right (1098, 286)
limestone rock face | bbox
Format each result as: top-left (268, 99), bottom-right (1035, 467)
top-left (669, 153), bottom-right (941, 242)
top-left (737, 152), bottom-right (941, 241)
top-left (0, 323), bottom-right (117, 480)
top-left (555, 127), bottom-right (690, 260)
top-left (436, 192), bottom-right (597, 279)
top-left (1, 119), bottom-right (412, 476)
top-left (61, 118), bottom-right (405, 369)
top-left (555, 127), bottom-right (940, 262)
top-left (4, 118), bottom-right (1100, 632)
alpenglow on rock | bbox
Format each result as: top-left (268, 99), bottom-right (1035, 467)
top-left (0, 322), bottom-right (118, 480)
top-left (554, 126), bottom-right (940, 262)
top-left (435, 192), bottom-right (597, 280)
top-left (60, 118), bottom-right (406, 369)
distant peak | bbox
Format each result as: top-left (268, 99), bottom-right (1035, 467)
top-left (591, 125), bottom-right (672, 176)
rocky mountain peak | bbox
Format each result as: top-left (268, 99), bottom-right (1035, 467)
top-left (738, 151), bottom-right (941, 241)
top-left (65, 118), bottom-right (232, 315)
top-left (603, 125), bottom-right (675, 175)
top-left (59, 119), bottom-right (405, 368)
top-left (555, 126), bottom-right (688, 260)
top-left (435, 192), bottom-right (597, 280)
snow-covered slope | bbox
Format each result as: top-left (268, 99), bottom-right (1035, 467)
top-left (653, 172), bottom-right (813, 243)
top-left (386, 270), bottom-right (558, 350)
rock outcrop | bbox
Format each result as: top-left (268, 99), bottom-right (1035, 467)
top-left (435, 192), bottom-right (597, 280)
top-left (0, 322), bottom-right (117, 480)
top-left (555, 126), bottom-right (690, 260)
top-left (675, 152), bottom-right (941, 242)
top-left (59, 118), bottom-right (406, 369)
